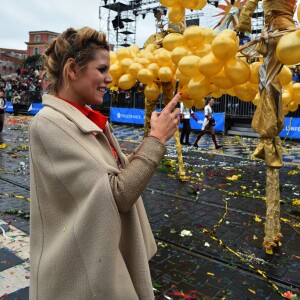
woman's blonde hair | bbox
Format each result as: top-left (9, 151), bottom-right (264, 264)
top-left (43, 27), bottom-right (109, 94)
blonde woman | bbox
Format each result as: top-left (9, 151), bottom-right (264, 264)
top-left (29, 27), bottom-right (181, 299)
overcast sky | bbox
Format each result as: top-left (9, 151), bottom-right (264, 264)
top-left (1, 0), bottom-right (164, 50)
top-left (1, 0), bottom-right (299, 51)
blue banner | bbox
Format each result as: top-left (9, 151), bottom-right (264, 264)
top-left (180, 112), bottom-right (225, 132)
top-left (4, 101), bottom-right (13, 113)
top-left (110, 107), bottom-right (145, 125)
top-left (28, 103), bottom-right (44, 115)
top-left (280, 117), bottom-right (300, 139)
top-left (110, 107), bottom-right (225, 132)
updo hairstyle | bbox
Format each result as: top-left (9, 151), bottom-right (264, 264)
top-left (43, 27), bottom-right (109, 94)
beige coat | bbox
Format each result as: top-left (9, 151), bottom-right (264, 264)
top-left (29, 95), bottom-right (166, 299)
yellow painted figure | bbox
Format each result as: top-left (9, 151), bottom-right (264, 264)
top-left (236, 0), bottom-right (296, 254)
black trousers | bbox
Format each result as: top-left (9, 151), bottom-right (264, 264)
top-left (180, 119), bottom-right (191, 143)
top-left (12, 104), bottom-right (19, 116)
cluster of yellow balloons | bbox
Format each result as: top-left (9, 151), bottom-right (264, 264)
top-left (276, 4), bottom-right (300, 66)
top-left (282, 80), bottom-right (300, 115)
top-left (109, 25), bottom-right (300, 113)
top-left (159, 0), bottom-right (207, 24)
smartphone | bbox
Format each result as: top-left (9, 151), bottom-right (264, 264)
top-left (174, 79), bottom-right (180, 108)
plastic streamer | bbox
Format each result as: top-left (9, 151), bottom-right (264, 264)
top-left (0, 225), bottom-right (12, 240)
top-left (0, 193), bottom-right (30, 201)
top-left (201, 197), bottom-right (286, 299)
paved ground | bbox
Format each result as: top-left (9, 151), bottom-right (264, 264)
top-left (0, 115), bottom-right (300, 299)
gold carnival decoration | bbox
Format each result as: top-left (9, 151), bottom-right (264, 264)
top-left (236, 0), bottom-right (300, 254)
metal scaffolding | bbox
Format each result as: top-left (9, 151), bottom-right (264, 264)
top-left (99, 0), bottom-right (163, 49)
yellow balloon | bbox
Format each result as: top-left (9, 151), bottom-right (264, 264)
top-left (234, 82), bottom-right (257, 102)
top-left (168, 4), bottom-right (185, 24)
top-left (145, 44), bottom-right (157, 52)
top-left (226, 87), bottom-right (236, 97)
top-left (212, 69), bottom-right (235, 89)
top-left (192, 43), bottom-right (211, 58)
top-left (178, 55), bottom-right (201, 77)
top-left (283, 105), bottom-right (289, 115)
top-left (110, 51), bottom-right (117, 65)
top-left (171, 46), bottom-right (191, 65)
top-left (163, 33), bottom-right (185, 52)
top-left (202, 27), bottom-right (217, 44)
top-left (129, 44), bottom-right (140, 55)
top-left (179, 84), bottom-right (190, 98)
top-left (109, 62), bottom-right (123, 79)
top-left (212, 33), bottom-right (239, 61)
top-left (194, 98), bottom-right (206, 109)
top-left (180, 0), bottom-right (199, 9)
top-left (224, 58), bottom-right (251, 85)
top-left (188, 75), bottom-right (211, 100)
top-left (212, 91), bottom-right (223, 98)
top-left (120, 58), bottom-right (134, 73)
top-left (292, 82), bottom-right (300, 104)
top-left (199, 52), bottom-right (224, 77)
top-left (144, 82), bottom-right (160, 102)
top-left (252, 92), bottom-right (260, 106)
top-left (282, 91), bottom-right (292, 105)
top-left (138, 57), bottom-right (151, 67)
top-left (137, 68), bottom-right (155, 84)
top-left (183, 26), bottom-right (203, 48)
top-left (249, 62), bottom-right (262, 84)
top-left (118, 74), bottom-right (136, 90)
top-left (276, 31), bottom-right (300, 65)
top-left (116, 47), bottom-right (132, 61)
top-left (128, 62), bottom-right (143, 78)
top-left (147, 63), bottom-right (160, 79)
top-left (288, 101), bottom-right (298, 112)
top-left (155, 49), bottom-right (172, 67)
top-left (140, 50), bottom-right (156, 63)
top-left (193, 0), bottom-right (207, 10)
top-left (277, 65), bottom-right (292, 86)
top-left (158, 66), bottom-right (173, 82)
top-left (160, 0), bottom-right (180, 6)
top-left (175, 69), bottom-right (190, 86)
top-left (182, 98), bottom-right (194, 108)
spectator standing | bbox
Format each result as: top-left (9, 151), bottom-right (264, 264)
top-left (179, 102), bottom-right (198, 145)
top-left (11, 90), bottom-right (21, 116)
top-left (0, 90), bottom-right (6, 132)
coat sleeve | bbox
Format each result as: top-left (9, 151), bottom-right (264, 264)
top-left (109, 136), bottom-right (166, 213)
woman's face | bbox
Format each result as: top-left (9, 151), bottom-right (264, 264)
top-left (72, 49), bottom-right (112, 106)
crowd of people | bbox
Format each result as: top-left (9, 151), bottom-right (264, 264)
top-left (0, 67), bottom-right (44, 116)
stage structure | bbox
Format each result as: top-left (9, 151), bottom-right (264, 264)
top-left (99, 0), bottom-right (162, 49)
top-left (99, 0), bottom-right (205, 49)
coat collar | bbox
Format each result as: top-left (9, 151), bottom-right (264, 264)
top-left (42, 94), bottom-right (104, 134)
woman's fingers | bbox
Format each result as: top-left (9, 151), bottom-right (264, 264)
top-left (162, 93), bottom-right (182, 113)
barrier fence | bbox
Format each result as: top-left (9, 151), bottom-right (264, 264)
top-left (4, 90), bottom-right (300, 138)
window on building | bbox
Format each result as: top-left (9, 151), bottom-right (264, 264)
top-left (48, 35), bottom-right (55, 42)
top-left (34, 35), bottom-right (41, 42)
top-left (34, 48), bottom-right (39, 55)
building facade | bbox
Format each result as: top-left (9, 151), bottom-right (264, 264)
top-left (0, 48), bottom-right (27, 76)
top-left (26, 30), bottom-right (59, 56)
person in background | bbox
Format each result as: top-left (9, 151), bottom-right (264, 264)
top-left (179, 102), bottom-right (198, 145)
top-left (0, 90), bottom-right (6, 133)
top-left (29, 26), bottom-right (181, 300)
top-left (193, 97), bottom-right (222, 149)
top-left (11, 90), bottom-right (21, 116)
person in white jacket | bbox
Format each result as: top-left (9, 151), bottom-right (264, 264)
top-left (193, 97), bottom-right (222, 149)
top-left (179, 102), bottom-right (198, 145)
